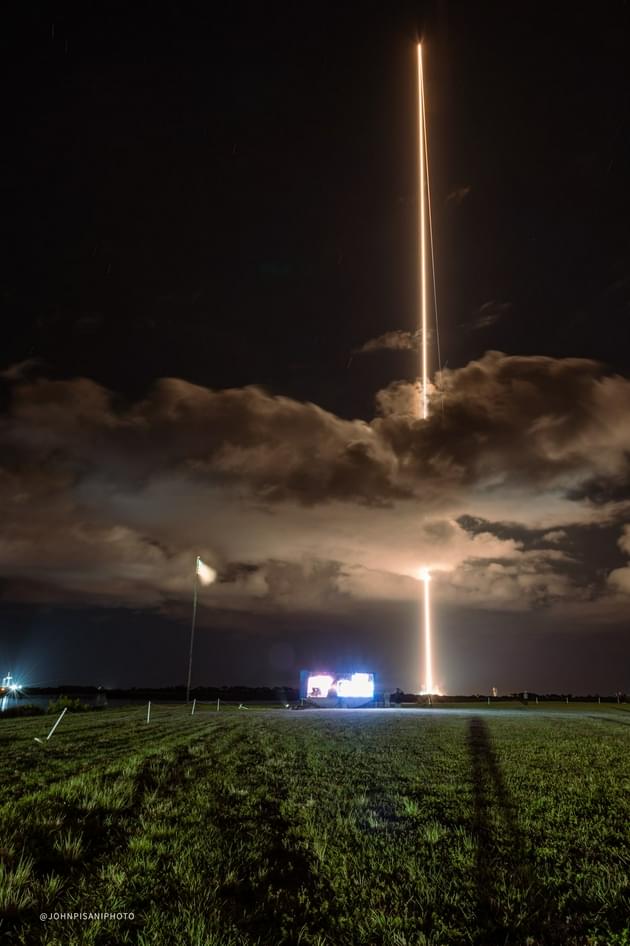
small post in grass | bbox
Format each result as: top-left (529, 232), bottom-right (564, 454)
top-left (487, 696), bottom-right (490, 705)
top-left (147, 701), bottom-right (151, 724)
top-left (566, 696), bottom-right (569, 705)
top-left (46, 706), bottom-right (68, 741)
top-left (191, 698), bottom-right (196, 716)
top-left (216, 697), bottom-right (220, 712)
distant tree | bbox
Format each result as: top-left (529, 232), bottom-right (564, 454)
top-left (1, 704), bottom-right (44, 718)
top-left (48, 695), bottom-right (90, 714)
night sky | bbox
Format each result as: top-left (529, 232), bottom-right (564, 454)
top-left (2, 3), bottom-right (630, 693)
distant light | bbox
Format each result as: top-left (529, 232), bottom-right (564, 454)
top-left (337, 673), bottom-right (375, 699)
top-left (306, 672), bottom-right (374, 699)
top-left (306, 674), bottom-right (335, 698)
top-left (1, 673), bottom-right (22, 712)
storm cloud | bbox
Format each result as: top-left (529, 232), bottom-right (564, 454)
top-left (2, 351), bottom-right (630, 620)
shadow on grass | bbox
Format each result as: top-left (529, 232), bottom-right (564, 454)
top-left (587, 714), bottom-right (630, 728)
top-left (210, 780), bottom-right (336, 945)
top-left (467, 717), bottom-right (558, 945)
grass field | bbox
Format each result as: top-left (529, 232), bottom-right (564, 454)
top-left (1, 704), bottom-right (630, 945)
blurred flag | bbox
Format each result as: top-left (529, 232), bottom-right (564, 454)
top-left (196, 557), bottom-right (217, 585)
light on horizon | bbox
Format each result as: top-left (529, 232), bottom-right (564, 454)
top-left (1, 673), bottom-right (22, 712)
top-left (305, 673), bottom-right (375, 700)
top-left (419, 569), bottom-right (435, 695)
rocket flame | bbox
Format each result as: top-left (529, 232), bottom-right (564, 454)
top-left (418, 43), bottom-right (428, 421)
top-left (419, 568), bottom-right (434, 694)
top-left (417, 45), bottom-right (438, 694)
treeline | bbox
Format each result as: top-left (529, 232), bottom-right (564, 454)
top-left (389, 691), bottom-right (628, 702)
top-left (23, 687), bottom-right (628, 703)
top-left (28, 685), bottom-right (300, 702)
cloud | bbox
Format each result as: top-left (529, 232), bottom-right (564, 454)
top-left (445, 549), bottom-right (583, 611)
top-left (2, 351), bottom-right (630, 620)
top-left (542, 530), bottom-right (568, 544)
top-left (445, 186), bottom-right (471, 206)
top-left (0, 359), bottom-right (42, 381)
top-left (608, 566), bottom-right (630, 594)
top-left (467, 301), bottom-right (512, 332)
top-left (405, 351), bottom-right (630, 489)
top-left (617, 525), bottom-right (630, 556)
top-left (373, 379), bottom-right (420, 417)
top-left (4, 377), bottom-right (401, 506)
top-left (606, 525), bottom-right (630, 595)
top-left (353, 329), bottom-right (418, 355)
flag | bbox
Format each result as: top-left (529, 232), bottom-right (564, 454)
top-left (196, 557), bottom-right (217, 586)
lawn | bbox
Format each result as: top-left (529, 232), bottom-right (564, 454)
top-left (1, 704), bottom-right (629, 945)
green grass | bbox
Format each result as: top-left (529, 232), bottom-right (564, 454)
top-left (1, 704), bottom-right (629, 945)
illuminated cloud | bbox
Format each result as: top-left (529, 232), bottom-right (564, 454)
top-left (606, 525), bottom-right (630, 595)
top-left (608, 566), bottom-right (630, 594)
top-left (467, 300), bottom-right (512, 331)
top-left (617, 524), bottom-right (630, 556)
top-left (353, 329), bottom-right (418, 355)
top-left (0, 359), bottom-right (41, 381)
top-left (1, 351), bottom-right (630, 621)
top-left (542, 529), bottom-right (568, 544)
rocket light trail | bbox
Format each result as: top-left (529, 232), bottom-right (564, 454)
top-left (418, 44), bottom-right (428, 421)
top-left (419, 569), bottom-right (433, 695)
top-left (417, 43), bottom-right (436, 695)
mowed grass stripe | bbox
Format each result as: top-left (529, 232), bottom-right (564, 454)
top-left (0, 705), bottom-right (231, 805)
top-left (1, 709), bottom-right (629, 945)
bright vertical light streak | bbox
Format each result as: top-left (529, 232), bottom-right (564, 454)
top-left (417, 44), bottom-right (435, 694)
top-left (419, 569), bottom-right (433, 694)
top-left (418, 43), bottom-right (428, 420)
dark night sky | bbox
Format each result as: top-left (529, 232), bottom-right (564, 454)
top-left (1, 2), bottom-right (630, 692)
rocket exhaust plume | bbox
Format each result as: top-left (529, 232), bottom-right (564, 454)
top-left (418, 43), bottom-right (428, 421)
top-left (419, 569), bottom-right (433, 694)
top-left (417, 44), bottom-right (438, 694)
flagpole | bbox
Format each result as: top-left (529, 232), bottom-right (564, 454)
top-left (186, 555), bottom-right (200, 703)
